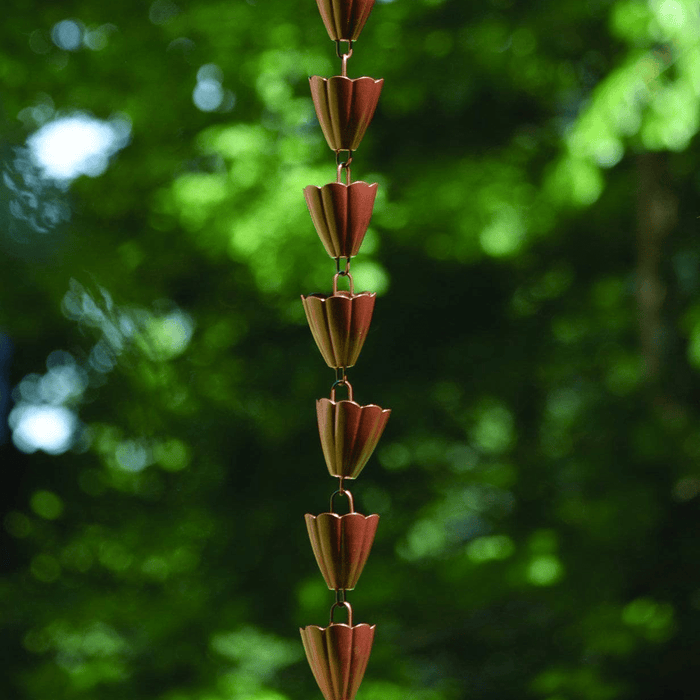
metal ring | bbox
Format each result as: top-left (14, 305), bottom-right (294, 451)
top-left (335, 257), bottom-right (351, 276)
top-left (330, 487), bottom-right (355, 514)
top-left (332, 270), bottom-right (354, 295)
top-left (330, 378), bottom-right (353, 402)
top-left (335, 151), bottom-right (353, 185)
top-left (335, 151), bottom-right (353, 168)
top-left (336, 162), bottom-right (351, 185)
top-left (335, 40), bottom-right (354, 59)
top-left (329, 600), bottom-right (353, 626)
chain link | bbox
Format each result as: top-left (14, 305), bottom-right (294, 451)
top-left (335, 40), bottom-right (354, 77)
top-left (335, 150), bottom-right (353, 184)
top-left (330, 485), bottom-right (355, 514)
top-left (335, 257), bottom-right (351, 276)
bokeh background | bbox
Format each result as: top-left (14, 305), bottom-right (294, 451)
top-left (2, 0), bottom-right (700, 698)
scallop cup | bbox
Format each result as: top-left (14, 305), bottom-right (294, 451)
top-left (315, 0), bottom-right (376, 42)
top-left (310, 76), bottom-right (384, 151)
top-left (305, 513), bottom-right (379, 590)
top-left (301, 603), bottom-right (375, 700)
top-left (304, 182), bottom-right (378, 259)
top-left (302, 275), bottom-right (375, 369)
top-left (317, 395), bottom-right (390, 479)
top-left (306, 486), bottom-right (379, 590)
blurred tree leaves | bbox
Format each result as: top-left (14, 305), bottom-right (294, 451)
top-left (2, 0), bottom-right (700, 699)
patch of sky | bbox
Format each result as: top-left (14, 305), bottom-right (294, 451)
top-left (17, 93), bottom-right (55, 128)
top-left (11, 282), bottom-right (195, 457)
top-left (62, 280), bottom-right (194, 366)
top-left (27, 113), bottom-right (131, 183)
top-left (51, 19), bottom-right (84, 51)
top-left (47, 18), bottom-right (115, 53)
top-left (9, 351), bottom-right (86, 455)
top-left (115, 440), bottom-right (152, 472)
top-left (9, 404), bottom-right (78, 455)
top-left (3, 148), bottom-right (71, 240)
top-left (193, 63), bottom-right (235, 113)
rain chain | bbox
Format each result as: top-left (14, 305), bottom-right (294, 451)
top-left (299, 2), bottom-right (388, 699)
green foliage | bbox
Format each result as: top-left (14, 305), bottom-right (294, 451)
top-left (2, 0), bottom-right (700, 699)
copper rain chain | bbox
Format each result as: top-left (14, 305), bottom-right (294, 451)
top-left (298, 1), bottom-right (388, 699)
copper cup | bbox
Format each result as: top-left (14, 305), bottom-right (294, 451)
top-left (310, 76), bottom-right (384, 152)
top-left (317, 391), bottom-right (390, 479)
top-left (315, 0), bottom-right (376, 42)
top-left (304, 181), bottom-right (378, 260)
top-left (301, 274), bottom-right (375, 369)
top-left (300, 602), bottom-right (375, 700)
top-left (306, 510), bottom-right (379, 590)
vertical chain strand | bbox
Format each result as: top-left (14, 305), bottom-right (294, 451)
top-left (299, 2), bottom-right (388, 700)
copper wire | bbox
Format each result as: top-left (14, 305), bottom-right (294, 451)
top-left (335, 151), bottom-right (353, 184)
top-left (335, 40), bottom-right (354, 77)
top-left (330, 378), bottom-right (354, 402)
top-left (335, 257), bottom-right (351, 276)
top-left (330, 486), bottom-right (355, 514)
top-left (329, 600), bottom-right (353, 626)
top-left (332, 270), bottom-right (355, 295)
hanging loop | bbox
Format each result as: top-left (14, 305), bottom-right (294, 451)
top-left (335, 257), bottom-right (351, 277)
top-left (331, 378), bottom-right (354, 402)
top-left (335, 40), bottom-right (354, 77)
top-left (333, 270), bottom-right (355, 295)
top-left (330, 487), bottom-right (355, 514)
top-left (335, 40), bottom-right (354, 59)
top-left (335, 151), bottom-right (353, 185)
top-left (330, 600), bottom-right (353, 626)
